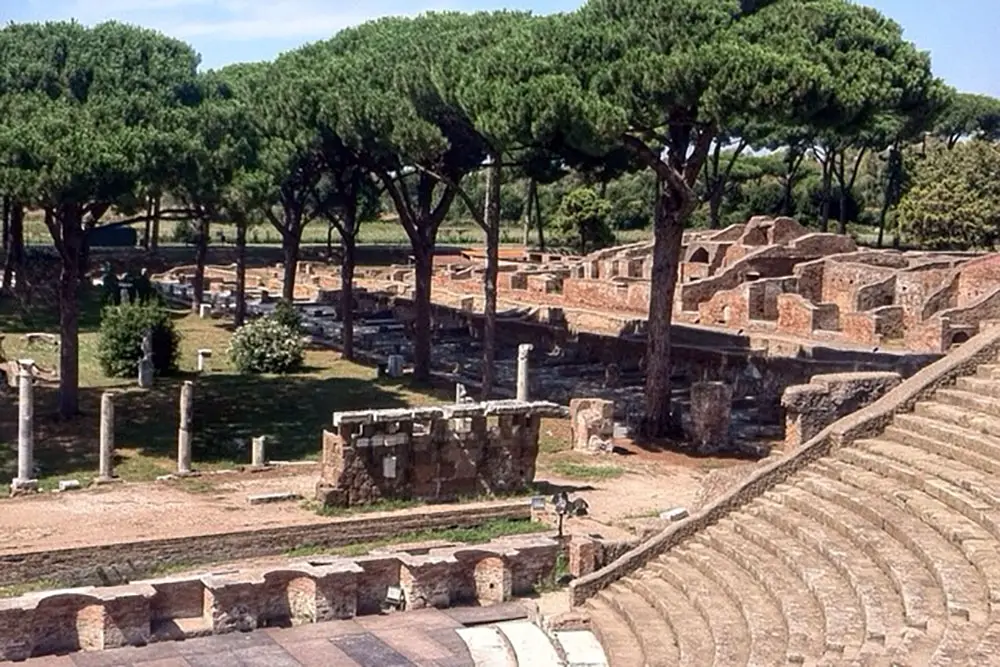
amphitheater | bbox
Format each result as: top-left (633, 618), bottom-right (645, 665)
top-left (11, 221), bottom-right (1000, 666)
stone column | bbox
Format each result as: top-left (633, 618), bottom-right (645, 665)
top-left (177, 381), bottom-right (194, 475)
top-left (387, 354), bottom-right (404, 378)
top-left (689, 381), bottom-right (733, 455)
top-left (138, 330), bottom-right (154, 389)
top-left (251, 436), bottom-right (267, 469)
top-left (197, 349), bottom-right (212, 373)
top-left (516, 344), bottom-right (533, 402)
top-left (96, 391), bottom-right (118, 483)
top-left (12, 360), bottom-right (37, 493)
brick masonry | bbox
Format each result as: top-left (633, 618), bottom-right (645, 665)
top-left (0, 536), bottom-right (558, 662)
top-left (315, 401), bottom-right (567, 507)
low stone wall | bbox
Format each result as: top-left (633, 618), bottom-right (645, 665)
top-left (0, 501), bottom-right (530, 589)
top-left (316, 401), bottom-right (567, 507)
top-left (568, 324), bottom-right (1000, 606)
top-left (781, 371), bottom-right (902, 449)
top-left (0, 535), bottom-right (559, 662)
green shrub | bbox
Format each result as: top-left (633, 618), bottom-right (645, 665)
top-left (97, 302), bottom-right (180, 378)
top-left (229, 317), bottom-right (304, 374)
top-left (269, 299), bottom-right (303, 333)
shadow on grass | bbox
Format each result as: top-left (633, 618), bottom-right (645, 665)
top-left (0, 371), bottom-right (416, 485)
top-left (0, 288), bottom-right (103, 335)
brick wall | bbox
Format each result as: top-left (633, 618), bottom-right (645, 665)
top-left (316, 401), bottom-right (567, 507)
top-left (0, 536), bottom-right (559, 662)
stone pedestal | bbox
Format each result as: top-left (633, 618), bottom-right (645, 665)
top-left (95, 391), bottom-right (121, 484)
top-left (251, 436), bottom-right (267, 469)
top-left (387, 355), bottom-right (404, 378)
top-left (11, 360), bottom-right (38, 495)
top-left (177, 381), bottom-right (194, 475)
top-left (138, 360), bottom-right (153, 389)
top-left (569, 398), bottom-right (615, 454)
top-left (199, 303), bottom-right (212, 319)
top-left (689, 382), bottom-right (733, 455)
top-left (516, 344), bottom-right (533, 402)
top-left (197, 349), bottom-right (212, 373)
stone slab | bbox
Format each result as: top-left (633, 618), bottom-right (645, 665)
top-left (331, 633), bottom-right (416, 667)
top-left (495, 620), bottom-right (562, 667)
top-left (455, 626), bottom-right (515, 667)
top-left (444, 602), bottom-right (530, 626)
top-left (246, 492), bottom-right (302, 505)
top-left (555, 630), bottom-right (609, 667)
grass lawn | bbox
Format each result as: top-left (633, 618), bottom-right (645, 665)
top-left (0, 290), bottom-right (452, 488)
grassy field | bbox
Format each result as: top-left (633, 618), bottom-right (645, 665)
top-left (21, 212), bottom-right (654, 249)
top-left (0, 290), bottom-right (456, 488)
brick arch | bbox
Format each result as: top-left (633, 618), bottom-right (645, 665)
top-left (689, 247), bottom-right (710, 263)
top-left (31, 593), bottom-right (105, 656)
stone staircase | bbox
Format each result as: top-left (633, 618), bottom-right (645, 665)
top-left (571, 327), bottom-right (1000, 666)
top-left (458, 620), bottom-right (609, 666)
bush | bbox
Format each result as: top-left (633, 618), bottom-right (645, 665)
top-left (97, 302), bottom-right (180, 378)
top-left (270, 299), bottom-right (303, 333)
top-left (229, 318), bottom-right (304, 374)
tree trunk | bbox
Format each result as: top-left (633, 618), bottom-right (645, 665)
top-left (878, 143), bottom-right (901, 249)
top-left (150, 196), bottom-right (161, 252)
top-left (143, 196), bottom-right (153, 250)
top-left (643, 182), bottom-right (686, 439)
top-left (3, 201), bottom-right (24, 293)
top-left (327, 222), bottom-right (334, 260)
top-left (708, 184), bottom-right (724, 230)
top-left (234, 221), bottom-right (247, 327)
top-left (412, 245), bottom-right (434, 383)
top-left (481, 156), bottom-right (501, 401)
top-left (341, 231), bottom-right (356, 361)
top-left (533, 185), bottom-right (545, 252)
top-left (522, 179), bottom-right (536, 247)
top-left (819, 152), bottom-right (834, 233)
top-left (1, 196), bottom-right (8, 253)
top-left (837, 188), bottom-right (849, 236)
top-left (57, 211), bottom-right (84, 419)
top-left (282, 234), bottom-right (300, 303)
top-left (191, 217), bottom-right (209, 313)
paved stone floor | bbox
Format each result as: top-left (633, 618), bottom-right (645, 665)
top-left (6, 609), bottom-right (475, 667)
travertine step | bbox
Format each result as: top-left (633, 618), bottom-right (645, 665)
top-left (554, 630), bottom-right (610, 667)
top-left (913, 401), bottom-right (1000, 440)
top-left (785, 476), bottom-right (942, 630)
top-left (957, 376), bottom-right (1000, 400)
top-left (604, 581), bottom-right (678, 666)
top-left (679, 539), bottom-right (789, 666)
top-left (818, 459), bottom-right (1000, 607)
top-left (585, 596), bottom-right (646, 667)
top-left (649, 555), bottom-right (751, 665)
top-left (457, 625), bottom-right (517, 667)
top-left (934, 388), bottom-right (1000, 421)
top-left (750, 496), bottom-right (896, 649)
top-left (731, 510), bottom-right (865, 657)
top-left (975, 363), bottom-right (1000, 380)
top-left (702, 520), bottom-right (825, 663)
top-left (835, 447), bottom-right (1000, 540)
top-left (626, 572), bottom-right (712, 667)
top-left (887, 415), bottom-right (1000, 471)
top-left (495, 620), bottom-right (562, 667)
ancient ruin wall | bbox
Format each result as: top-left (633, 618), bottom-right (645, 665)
top-left (316, 400), bottom-right (567, 507)
top-left (0, 536), bottom-right (559, 662)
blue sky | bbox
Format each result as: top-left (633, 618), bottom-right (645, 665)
top-left (2, 0), bottom-right (997, 96)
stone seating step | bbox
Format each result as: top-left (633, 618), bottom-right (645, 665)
top-left (934, 388), bottom-right (1000, 421)
top-left (730, 510), bottom-right (865, 658)
top-left (679, 540), bottom-right (789, 666)
top-left (835, 446), bottom-right (1000, 539)
top-left (584, 596), bottom-right (646, 667)
top-left (702, 519), bottom-right (825, 663)
top-left (456, 625), bottom-right (517, 667)
top-left (886, 416), bottom-right (1000, 473)
top-left (914, 400), bottom-right (1000, 440)
top-left (747, 497), bottom-right (886, 654)
top-left (603, 581), bottom-right (678, 666)
top-left (649, 555), bottom-right (751, 665)
top-left (553, 630), bottom-right (609, 667)
top-left (957, 376), bottom-right (1000, 400)
top-left (495, 620), bottom-right (563, 667)
top-left (783, 477), bottom-right (943, 633)
top-left (976, 364), bottom-right (1000, 380)
top-left (625, 573), bottom-right (710, 667)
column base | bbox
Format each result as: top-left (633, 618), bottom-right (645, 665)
top-left (247, 464), bottom-right (271, 473)
top-left (92, 476), bottom-right (124, 486)
top-left (10, 478), bottom-right (39, 496)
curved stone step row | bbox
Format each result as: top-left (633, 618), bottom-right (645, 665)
top-left (579, 360), bottom-right (1000, 666)
top-left (457, 620), bottom-right (608, 667)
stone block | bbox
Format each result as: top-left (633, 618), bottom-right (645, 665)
top-left (688, 382), bottom-right (733, 455)
top-left (568, 398), bottom-right (615, 454)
